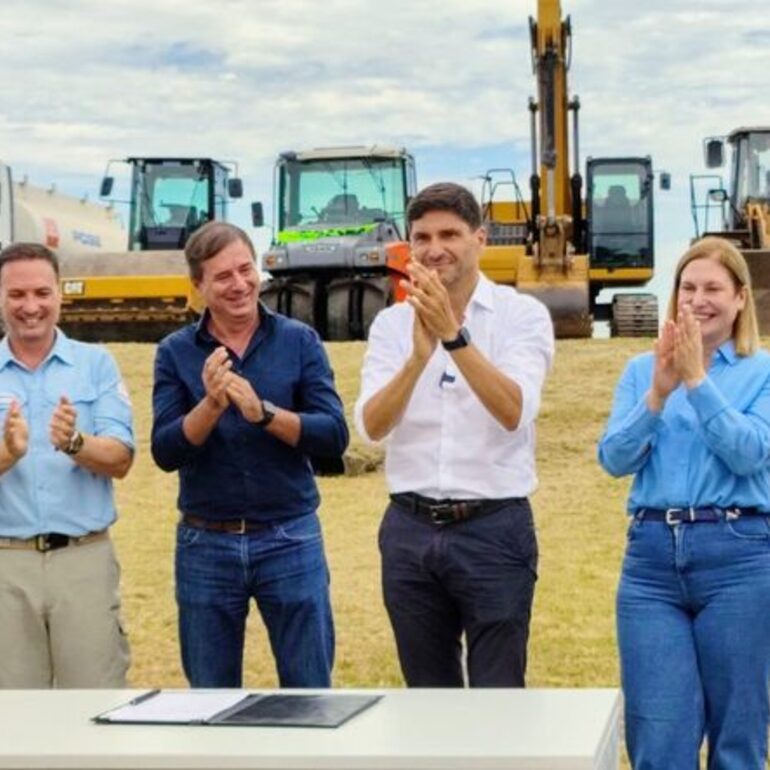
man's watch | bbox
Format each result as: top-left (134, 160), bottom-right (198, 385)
top-left (442, 326), bottom-right (471, 351)
top-left (254, 400), bottom-right (277, 428)
top-left (63, 430), bottom-right (85, 456)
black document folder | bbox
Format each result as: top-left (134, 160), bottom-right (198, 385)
top-left (94, 691), bottom-right (381, 728)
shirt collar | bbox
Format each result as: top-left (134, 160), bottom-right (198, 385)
top-left (467, 273), bottom-right (495, 313)
top-left (0, 328), bottom-right (74, 371)
top-left (714, 338), bottom-right (738, 365)
top-left (194, 302), bottom-right (275, 347)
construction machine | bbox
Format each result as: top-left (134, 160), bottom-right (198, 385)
top-left (479, 0), bottom-right (664, 337)
top-left (58, 157), bottom-right (243, 342)
top-left (258, 146), bottom-right (416, 341)
top-left (690, 127), bottom-right (770, 331)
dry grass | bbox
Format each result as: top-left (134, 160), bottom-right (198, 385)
top-left (109, 337), bottom-right (652, 690)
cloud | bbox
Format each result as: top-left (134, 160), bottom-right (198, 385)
top-left (0, 0), bottom-right (767, 262)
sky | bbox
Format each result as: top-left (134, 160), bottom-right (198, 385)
top-left (1, 0), bottom-right (768, 306)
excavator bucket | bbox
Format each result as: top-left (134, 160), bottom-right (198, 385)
top-left (517, 277), bottom-right (592, 338)
top-left (742, 249), bottom-right (770, 334)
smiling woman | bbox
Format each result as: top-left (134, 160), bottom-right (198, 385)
top-left (599, 236), bottom-right (770, 769)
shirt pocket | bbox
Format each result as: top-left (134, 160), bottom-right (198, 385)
top-left (43, 381), bottom-right (99, 432)
top-left (0, 389), bottom-right (28, 436)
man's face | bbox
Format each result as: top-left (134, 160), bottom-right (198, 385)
top-left (408, 210), bottom-right (485, 291)
top-left (194, 239), bottom-right (260, 325)
top-left (0, 258), bottom-right (61, 348)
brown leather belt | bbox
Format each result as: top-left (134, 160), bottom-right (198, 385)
top-left (0, 529), bottom-right (109, 553)
top-left (181, 514), bottom-right (269, 534)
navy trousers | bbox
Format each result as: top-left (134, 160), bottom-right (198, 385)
top-left (379, 498), bottom-right (538, 687)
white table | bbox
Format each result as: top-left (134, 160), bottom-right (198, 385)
top-left (0, 688), bottom-right (620, 770)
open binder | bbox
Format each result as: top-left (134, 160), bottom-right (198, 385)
top-left (94, 691), bottom-right (381, 728)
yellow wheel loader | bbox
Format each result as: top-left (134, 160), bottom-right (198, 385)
top-left (691, 127), bottom-right (770, 331)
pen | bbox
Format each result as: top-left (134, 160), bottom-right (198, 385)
top-left (130, 689), bottom-right (160, 706)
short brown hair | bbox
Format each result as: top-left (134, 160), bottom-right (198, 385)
top-left (0, 242), bottom-right (60, 281)
top-left (666, 236), bottom-right (759, 356)
top-left (406, 182), bottom-right (482, 231)
top-left (184, 221), bottom-right (255, 281)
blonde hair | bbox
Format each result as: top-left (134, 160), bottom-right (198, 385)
top-left (665, 236), bottom-right (758, 356)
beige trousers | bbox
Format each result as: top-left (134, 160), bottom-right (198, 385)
top-left (0, 536), bottom-right (130, 688)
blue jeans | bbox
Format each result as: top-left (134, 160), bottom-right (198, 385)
top-left (617, 514), bottom-right (770, 770)
top-left (175, 512), bottom-right (334, 688)
top-left (379, 499), bottom-right (537, 687)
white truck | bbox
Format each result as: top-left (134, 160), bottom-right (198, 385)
top-left (0, 162), bottom-right (125, 258)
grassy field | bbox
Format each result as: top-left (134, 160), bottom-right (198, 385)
top-left (109, 337), bottom-right (652, 689)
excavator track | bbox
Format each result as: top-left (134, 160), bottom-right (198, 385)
top-left (609, 293), bottom-right (659, 337)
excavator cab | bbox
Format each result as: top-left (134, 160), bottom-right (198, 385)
top-left (100, 157), bottom-right (242, 251)
top-left (586, 157), bottom-right (654, 272)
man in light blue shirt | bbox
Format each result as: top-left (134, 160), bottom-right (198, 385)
top-left (0, 243), bottom-right (134, 688)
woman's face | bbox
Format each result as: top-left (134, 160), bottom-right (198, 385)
top-left (677, 256), bottom-right (746, 349)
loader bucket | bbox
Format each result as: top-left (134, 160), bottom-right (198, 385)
top-left (517, 278), bottom-right (592, 338)
top-left (743, 249), bottom-right (770, 335)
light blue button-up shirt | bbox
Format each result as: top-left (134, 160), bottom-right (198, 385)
top-left (0, 330), bottom-right (134, 537)
top-left (598, 341), bottom-right (770, 513)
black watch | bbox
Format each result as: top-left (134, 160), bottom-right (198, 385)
top-left (442, 326), bottom-right (471, 351)
top-left (254, 400), bottom-right (277, 428)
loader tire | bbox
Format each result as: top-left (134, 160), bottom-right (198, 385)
top-left (326, 276), bottom-right (392, 341)
top-left (260, 278), bottom-right (318, 329)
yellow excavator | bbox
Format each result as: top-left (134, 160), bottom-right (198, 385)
top-left (691, 127), bottom-right (770, 331)
top-left (480, 0), bottom-right (666, 337)
top-left (58, 157), bottom-right (244, 342)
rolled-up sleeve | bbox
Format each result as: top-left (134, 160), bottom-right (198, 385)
top-left (494, 295), bottom-right (554, 428)
top-left (353, 310), bottom-right (406, 445)
top-left (295, 328), bottom-right (349, 457)
top-left (93, 349), bottom-right (134, 450)
top-left (151, 339), bottom-right (205, 472)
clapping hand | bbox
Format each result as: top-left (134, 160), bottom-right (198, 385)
top-left (3, 400), bottom-right (29, 459)
top-left (202, 347), bottom-right (233, 409)
top-left (674, 306), bottom-right (706, 388)
top-left (49, 396), bottom-right (77, 452)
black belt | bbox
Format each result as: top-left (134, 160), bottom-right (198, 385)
top-left (0, 530), bottom-right (108, 552)
top-left (636, 506), bottom-right (765, 525)
top-left (390, 493), bottom-right (526, 526)
top-left (181, 514), bottom-right (270, 534)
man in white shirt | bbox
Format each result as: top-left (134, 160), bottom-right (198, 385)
top-left (354, 182), bottom-right (554, 687)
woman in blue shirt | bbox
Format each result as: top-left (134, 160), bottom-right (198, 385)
top-left (599, 236), bottom-right (770, 770)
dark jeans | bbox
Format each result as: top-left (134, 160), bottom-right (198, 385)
top-left (175, 512), bottom-right (334, 688)
top-left (379, 498), bottom-right (538, 687)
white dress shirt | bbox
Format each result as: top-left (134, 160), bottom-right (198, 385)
top-left (354, 275), bottom-right (554, 499)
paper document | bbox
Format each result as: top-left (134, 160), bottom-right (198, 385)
top-left (100, 691), bottom-right (248, 723)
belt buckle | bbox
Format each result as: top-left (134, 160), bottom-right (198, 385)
top-left (430, 504), bottom-right (455, 526)
top-left (235, 519), bottom-right (247, 535)
top-left (664, 508), bottom-right (684, 525)
top-left (35, 534), bottom-right (54, 552)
